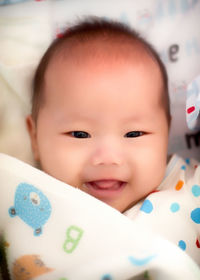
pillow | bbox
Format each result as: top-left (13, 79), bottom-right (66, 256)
top-left (0, 153), bottom-right (200, 279)
top-left (0, 0), bottom-right (31, 5)
top-left (0, 0), bottom-right (200, 164)
top-left (186, 74), bottom-right (200, 130)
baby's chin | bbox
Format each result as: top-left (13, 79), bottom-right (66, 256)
top-left (100, 198), bottom-right (135, 213)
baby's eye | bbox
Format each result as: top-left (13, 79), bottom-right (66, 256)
top-left (70, 131), bottom-right (91, 138)
top-left (125, 131), bottom-right (144, 138)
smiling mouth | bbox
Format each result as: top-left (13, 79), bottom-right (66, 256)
top-left (84, 180), bottom-right (126, 199)
top-left (88, 180), bottom-right (124, 189)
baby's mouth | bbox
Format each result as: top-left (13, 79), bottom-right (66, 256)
top-left (84, 179), bottom-right (126, 199)
top-left (88, 180), bottom-right (124, 189)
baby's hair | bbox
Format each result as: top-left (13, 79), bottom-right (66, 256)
top-left (32, 16), bottom-right (170, 123)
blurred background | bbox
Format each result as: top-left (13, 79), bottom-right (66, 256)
top-left (0, 0), bottom-right (200, 165)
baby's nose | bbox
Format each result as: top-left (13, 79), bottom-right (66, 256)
top-left (91, 140), bottom-right (123, 166)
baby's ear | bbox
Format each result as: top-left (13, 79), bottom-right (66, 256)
top-left (26, 115), bottom-right (39, 161)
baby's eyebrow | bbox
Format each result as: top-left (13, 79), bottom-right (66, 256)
top-left (123, 116), bottom-right (141, 122)
top-left (58, 114), bottom-right (149, 123)
top-left (55, 115), bottom-right (96, 125)
top-left (122, 115), bottom-right (150, 123)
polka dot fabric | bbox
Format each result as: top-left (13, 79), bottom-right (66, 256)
top-left (124, 154), bottom-right (200, 265)
top-left (0, 153), bottom-right (200, 279)
top-left (0, 153), bottom-right (200, 280)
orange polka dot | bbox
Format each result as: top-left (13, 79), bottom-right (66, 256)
top-left (175, 180), bottom-right (184, 191)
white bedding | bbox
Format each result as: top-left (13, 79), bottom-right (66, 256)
top-left (0, 153), bottom-right (200, 280)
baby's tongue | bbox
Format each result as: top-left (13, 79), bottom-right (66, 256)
top-left (91, 180), bottom-right (121, 189)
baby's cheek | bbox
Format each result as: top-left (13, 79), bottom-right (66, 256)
top-left (134, 153), bottom-right (165, 189)
top-left (56, 153), bottom-right (85, 187)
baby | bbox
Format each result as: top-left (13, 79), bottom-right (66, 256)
top-left (26, 17), bottom-right (200, 263)
top-left (26, 17), bottom-right (170, 213)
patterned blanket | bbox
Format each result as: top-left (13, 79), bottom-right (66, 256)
top-left (0, 153), bottom-right (200, 280)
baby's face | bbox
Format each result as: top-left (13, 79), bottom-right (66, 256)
top-left (27, 49), bottom-right (169, 212)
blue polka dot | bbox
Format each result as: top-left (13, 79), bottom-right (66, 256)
top-left (102, 275), bottom-right (112, 280)
top-left (140, 200), bottom-right (153, 214)
top-left (191, 185), bottom-right (200, 197)
top-left (185, 158), bottom-right (190, 165)
top-left (129, 255), bottom-right (156, 266)
top-left (170, 203), bottom-right (180, 212)
top-left (178, 240), bottom-right (186, 250)
top-left (181, 165), bottom-right (186, 170)
top-left (191, 208), bottom-right (200, 224)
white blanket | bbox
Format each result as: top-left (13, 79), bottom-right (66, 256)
top-left (0, 153), bottom-right (200, 280)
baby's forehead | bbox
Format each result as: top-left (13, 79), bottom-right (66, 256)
top-left (44, 39), bottom-right (163, 105)
top-left (47, 37), bottom-right (161, 76)
top-left (40, 36), bottom-right (169, 123)
top-left (32, 21), bottom-right (169, 123)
